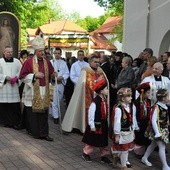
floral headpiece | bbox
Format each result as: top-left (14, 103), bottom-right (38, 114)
top-left (156, 89), bottom-right (168, 97)
top-left (117, 88), bottom-right (132, 97)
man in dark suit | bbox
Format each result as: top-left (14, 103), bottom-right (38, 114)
top-left (99, 54), bottom-right (113, 114)
top-left (100, 54), bottom-right (110, 81)
top-left (137, 48), bottom-right (153, 84)
top-left (162, 52), bottom-right (170, 79)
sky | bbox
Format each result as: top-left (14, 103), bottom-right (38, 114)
top-left (57, 0), bottom-right (105, 18)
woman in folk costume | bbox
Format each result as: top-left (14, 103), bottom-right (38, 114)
top-left (133, 82), bottom-right (151, 156)
top-left (141, 89), bottom-right (170, 170)
top-left (19, 36), bottom-right (56, 141)
top-left (82, 79), bottom-right (112, 164)
top-left (111, 88), bottom-right (138, 170)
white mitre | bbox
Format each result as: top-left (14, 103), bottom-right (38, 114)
top-left (32, 35), bottom-right (45, 50)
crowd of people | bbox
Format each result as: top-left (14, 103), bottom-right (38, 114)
top-left (0, 35), bottom-right (170, 170)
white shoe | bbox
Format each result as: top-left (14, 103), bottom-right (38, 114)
top-left (141, 157), bottom-right (152, 167)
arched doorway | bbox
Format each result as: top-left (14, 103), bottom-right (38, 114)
top-left (159, 30), bottom-right (170, 56)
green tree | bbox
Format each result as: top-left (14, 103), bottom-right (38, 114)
top-left (24, 0), bottom-right (64, 28)
top-left (77, 16), bottom-right (100, 32)
top-left (0, 0), bottom-right (65, 48)
top-left (65, 11), bottom-right (81, 23)
top-left (94, 0), bottom-right (124, 42)
top-left (94, 0), bottom-right (123, 14)
top-left (76, 13), bottom-right (111, 33)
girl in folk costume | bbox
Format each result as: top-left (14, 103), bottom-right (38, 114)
top-left (111, 88), bottom-right (138, 170)
top-left (133, 82), bottom-right (151, 156)
top-left (141, 89), bottom-right (170, 170)
top-left (82, 79), bottom-right (112, 164)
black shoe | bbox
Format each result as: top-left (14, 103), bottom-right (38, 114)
top-left (4, 124), bottom-right (13, 128)
top-left (44, 136), bottom-right (54, 142)
top-left (54, 118), bottom-right (59, 124)
top-left (13, 125), bottom-right (23, 130)
top-left (72, 128), bottom-right (83, 135)
top-left (101, 157), bottom-right (112, 164)
top-left (82, 153), bottom-right (92, 162)
top-left (62, 131), bottom-right (70, 135)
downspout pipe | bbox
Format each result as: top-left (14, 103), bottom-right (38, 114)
top-left (146, 0), bottom-right (151, 48)
top-left (122, 0), bottom-right (127, 52)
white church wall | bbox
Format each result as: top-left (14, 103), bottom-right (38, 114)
top-left (123, 0), bottom-right (148, 58)
top-left (123, 0), bottom-right (170, 58)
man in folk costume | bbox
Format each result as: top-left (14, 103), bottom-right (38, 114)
top-left (133, 82), bottom-right (151, 156)
top-left (62, 54), bottom-right (109, 133)
top-left (0, 46), bottom-right (22, 128)
top-left (19, 36), bottom-right (56, 141)
top-left (141, 62), bottom-right (170, 106)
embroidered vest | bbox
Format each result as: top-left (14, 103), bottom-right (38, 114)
top-left (117, 104), bottom-right (133, 131)
top-left (133, 97), bottom-right (151, 122)
top-left (157, 105), bottom-right (169, 129)
top-left (93, 95), bottom-right (108, 123)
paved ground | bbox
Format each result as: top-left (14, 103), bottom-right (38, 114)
top-left (0, 102), bottom-right (169, 170)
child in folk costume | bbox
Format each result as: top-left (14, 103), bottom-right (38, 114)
top-left (82, 79), bottom-right (112, 164)
top-left (133, 82), bottom-right (151, 156)
top-left (141, 89), bottom-right (170, 170)
top-left (111, 88), bottom-right (138, 170)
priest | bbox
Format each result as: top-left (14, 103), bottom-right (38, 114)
top-left (62, 54), bottom-right (109, 133)
top-left (0, 46), bottom-right (22, 128)
top-left (19, 36), bottom-right (56, 141)
top-left (141, 62), bottom-right (170, 106)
